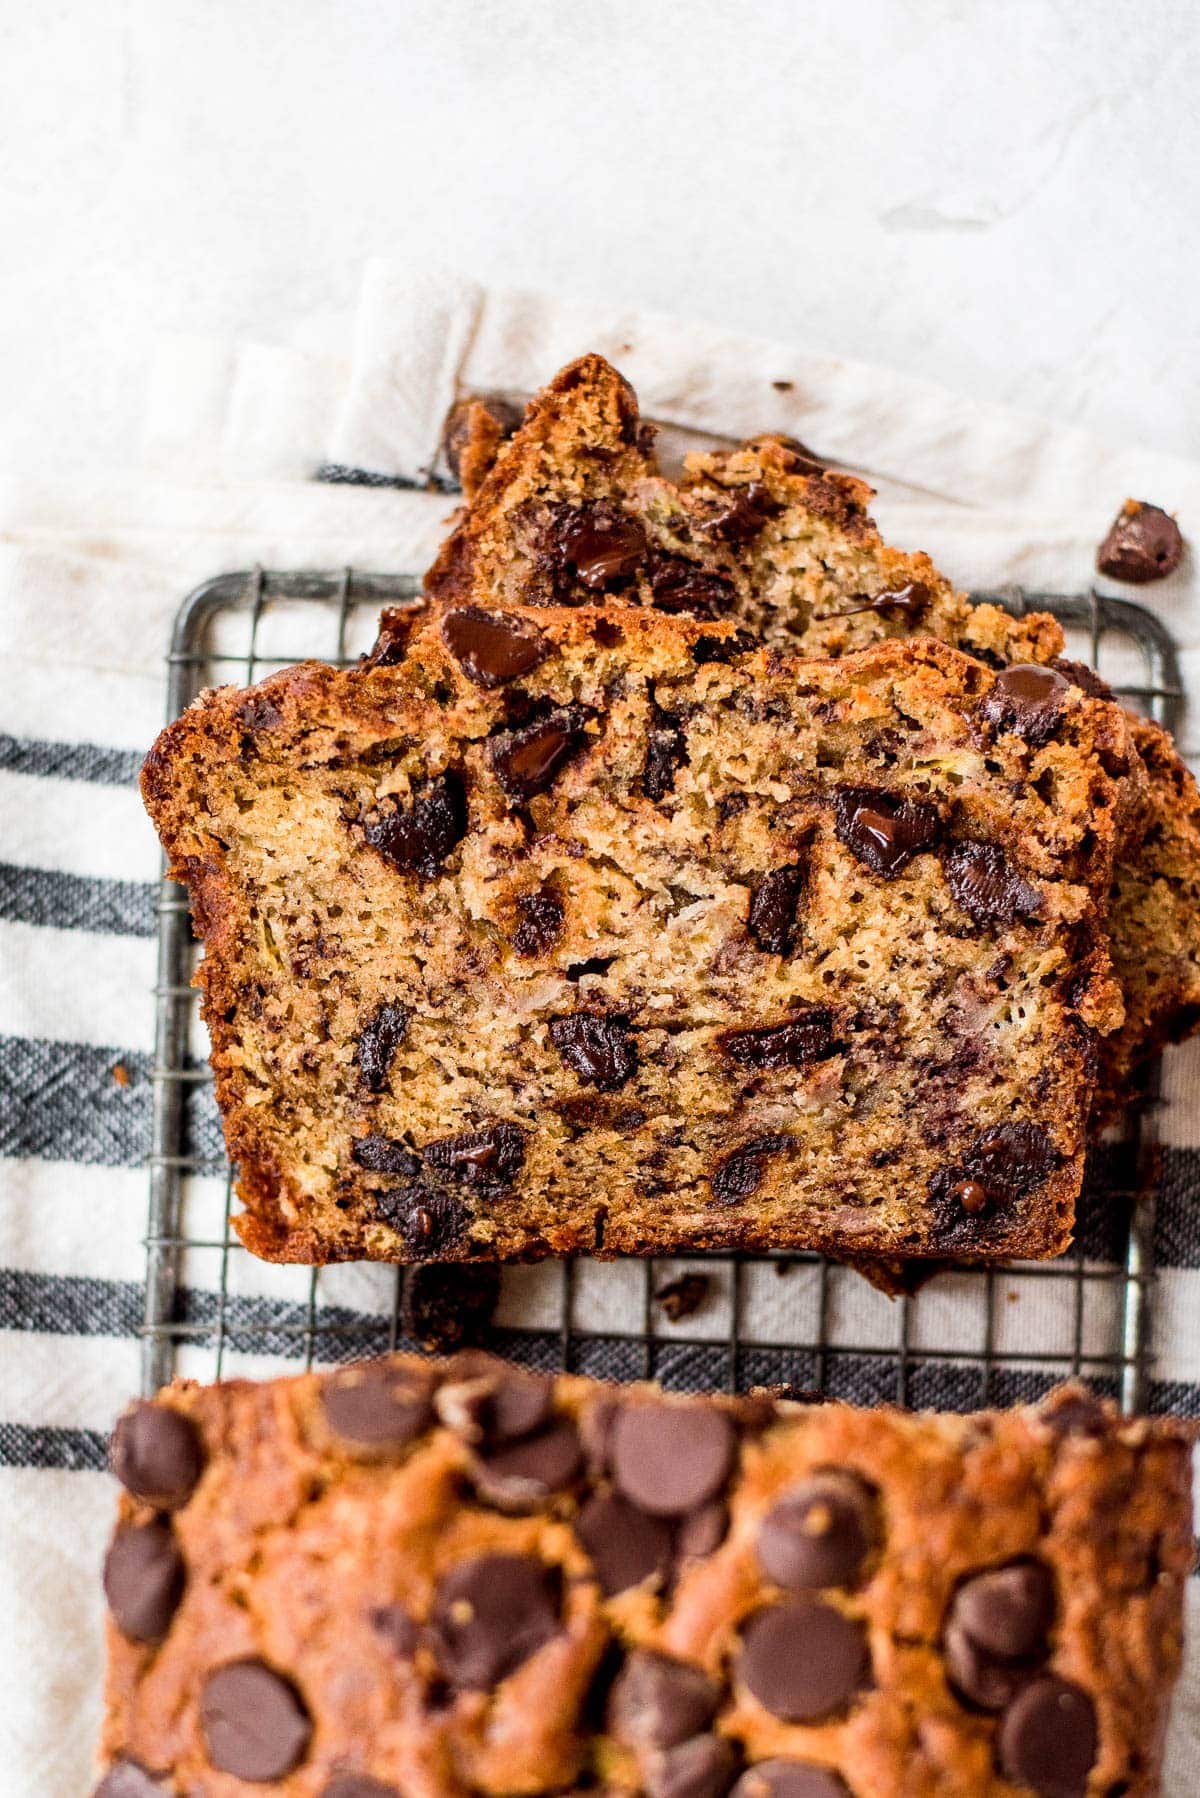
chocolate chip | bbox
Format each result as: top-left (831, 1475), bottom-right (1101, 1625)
top-left (981, 664), bottom-right (1072, 747)
top-left (952, 1179), bottom-right (988, 1215)
top-left (1051, 658), bottom-right (1115, 702)
top-left (200, 1659), bottom-right (312, 1781)
top-left (648, 556), bottom-right (737, 620)
top-left (237, 693), bottom-right (283, 732)
top-left (353, 1134), bottom-right (422, 1176)
top-left (709, 1135), bottom-right (791, 1205)
top-left (747, 868), bottom-right (803, 956)
top-left (1097, 499), bottom-right (1183, 584)
top-left (655, 1273), bottom-right (710, 1322)
top-left (943, 1622), bottom-right (1033, 1712)
top-left (423, 1121), bottom-right (526, 1188)
top-left (442, 606), bottom-right (552, 688)
top-left (643, 708), bottom-right (688, 801)
top-left (834, 786), bottom-right (940, 877)
top-left (103, 1520), bottom-right (185, 1643)
top-left (486, 1367), bottom-right (556, 1441)
top-left (695, 482), bottom-right (779, 544)
top-left (355, 1002), bottom-right (409, 1094)
top-left (1040, 1386), bottom-right (1110, 1437)
top-left (513, 886), bottom-right (565, 956)
top-left (647, 1734), bottom-right (741, 1798)
top-left (322, 1777), bottom-right (403, 1798)
top-left (609, 1650), bottom-right (722, 1750)
top-left (473, 1418), bottom-right (583, 1509)
top-left (719, 1009), bottom-right (838, 1071)
top-left (575, 1492), bottom-right (674, 1596)
top-left (403, 1264), bottom-right (500, 1352)
top-left (819, 582), bottom-right (931, 625)
top-left (429, 1554), bottom-right (560, 1688)
top-left (92, 1763), bottom-right (167, 1798)
top-left (998, 1676), bottom-right (1098, 1797)
top-left (731, 1764), bottom-right (849, 1798)
top-left (611, 1402), bottom-right (735, 1517)
top-left (110, 1403), bottom-right (204, 1509)
top-left (756, 1473), bottom-right (876, 1592)
top-left (944, 841), bottom-right (1041, 927)
top-left (692, 629), bottom-right (757, 666)
top-left (368, 607), bottom-right (420, 667)
top-left (555, 502), bottom-right (647, 589)
top-left (550, 1012), bottom-right (637, 1090)
top-left (675, 1500), bottom-right (728, 1561)
top-left (489, 706), bottom-right (589, 800)
top-left (952, 1560), bottom-right (1054, 1662)
top-left (736, 1601), bottom-right (870, 1723)
top-left (375, 1187), bottom-right (471, 1257)
top-left (579, 1393), bottom-right (618, 1471)
top-left (363, 773), bottom-right (468, 879)
top-left (369, 1604), bottom-right (419, 1657)
top-left (320, 1359), bottom-right (434, 1449)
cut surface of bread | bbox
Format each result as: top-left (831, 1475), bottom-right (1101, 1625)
top-left (420, 354), bottom-right (1200, 1106)
top-left (143, 606), bottom-right (1132, 1268)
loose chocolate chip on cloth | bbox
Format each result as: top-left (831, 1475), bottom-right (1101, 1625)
top-left (1097, 499), bottom-right (1184, 583)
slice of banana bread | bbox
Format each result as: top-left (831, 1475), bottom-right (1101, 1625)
top-left (142, 603), bottom-right (1132, 1267)
top-left (97, 1357), bottom-right (1193, 1797)
top-left (422, 354), bottom-right (1200, 1107)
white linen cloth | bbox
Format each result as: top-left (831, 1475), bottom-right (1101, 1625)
top-left (1, 261), bottom-right (1197, 1795)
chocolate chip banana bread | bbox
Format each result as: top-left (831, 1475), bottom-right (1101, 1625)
top-left (97, 1357), bottom-right (1192, 1796)
top-left (143, 602), bottom-right (1132, 1267)
top-left (422, 353), bottom-right (1200, 1105)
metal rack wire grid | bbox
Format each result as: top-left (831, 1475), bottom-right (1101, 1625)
top-left (143, 571), bottom-right (1183, 1412)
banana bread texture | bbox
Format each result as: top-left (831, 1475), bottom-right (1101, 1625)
top-left (421, 354), bottom-right (1200, 1110)
top-left (97, 1357), bottom-right (1193, 1796)
top-left (142, 603), bottom-right (1132, 1269)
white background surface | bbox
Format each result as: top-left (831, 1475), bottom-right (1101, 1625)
top-left (2, 0), bottom-right (1198, 473)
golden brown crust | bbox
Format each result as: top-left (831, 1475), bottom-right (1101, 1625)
top-left (98, 1362), bottom-right (1193, 1796)
top-left (143, 605), bottom-right (1131, 1269)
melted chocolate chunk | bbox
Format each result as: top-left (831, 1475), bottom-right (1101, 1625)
top-left (576, 1491), bottom-right (673, 1595)
top-left (374, 1187), bottom-right (471, 1257)
top-left (695, 481), bottom-right (779, 544)
top-left (718, 1009), bottom-right (837, 1071)
top-left (103, 1520), bottom-right (185, 1643)
top-left (819, 582), bottom-right (931, 625)
top-left (692, 630), bottom-right (757, 666)
top-left (550, 1012), bottom-right (637, 1090)
top-left (998, 1676), bottom-right (1098, 1796)
top-left (833, 786), bottom-right (940, 878)
top-left (737, 1600), bottom-right (870, 1724)
top-left (442, 392), bottom-right (522, 486)
top-left (643, 708), bottom-right (688, 802)
top-left (403, 1264), bottom-right (500, 1352)
top-left (110, 1402), bottom-right (204, 1509)
top-left (553, 501), bottom-right (648, 590)
top-left (981, 664), bottom-right (1071, 747)
top-left (423, 1121), bottom-right (526, 1188)
top-left (513, 886), bottom-right (565, 956)
top-left (747, 867), bottom-right (804, 956)
top-left (473, 1418), bottom-right (584, 1509)
top-left (320, 1360), bottom-right (434, 1449)
top-left (354, 1002), bottom-right (409, 1095)
top-left (363, 773), bottom-right (468, 879)
top-left (930, 1122), bottom-right (1059, 1238)
top-left (1051, 658), bottom-right (1115, 702)
top-left (944, 841), bottom-right (1041, 927)
top-left (352, 1135), bottom-right (422, 1177)
top-left (609, 1651), bottom-right (722, 1751)
top-left (655, 1273), bottom-right (710, 1322)
top-left (368, 607), bottom-right (420, 666)
top-left (429, 1554), bottom-right (561, 1689)
top-left (611, 1402), bottom-right (736, 1517)
top-left (236, 693), bottom-right (283, 733)
top-left (442, 606), bottom-right (551, 688)
top-left (730, 1762), bottom-right (850, 1798)
top-left (200, 1660), bottom-right (312, 1781)
top-left (648, 555), bottom-right (737, 620)
top-left (709, 1135), bottom-right (791, 1204)
top-left (1097, 500), bottom-right (1184, 585)
top-left (648, 1734), bottom-right (741, 1798)
top-left (755, 1473), bottom-right (877, 1592)
top-left (489, 706), bottom-right (590, 800)
top-left (92, 1764), bottom-right (167, 1798)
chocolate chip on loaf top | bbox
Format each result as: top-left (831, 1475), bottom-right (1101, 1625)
top-left (417, 354), bottom-right (1200, 1115)
top-left (97, 1357), bottom-right (1193, 1796)
top-left (143, 603), bottom-right (1132, 1267)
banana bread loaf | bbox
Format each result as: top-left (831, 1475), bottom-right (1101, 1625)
top-left (142, 603), bottom-right (1132, 1268)
top-left (97, 1356), bottom-right (1193, 1796)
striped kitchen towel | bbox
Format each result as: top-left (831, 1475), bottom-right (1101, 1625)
top-left (2, 262), bottom-right (1199, 1795)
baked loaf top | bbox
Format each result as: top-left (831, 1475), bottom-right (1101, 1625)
top-left (98, 1357), bottom-right (1193, 1797)
top-left (420, 354), bottom-right (1200, 1108)
top-left (143, 603), bottom-right (1131, 1268)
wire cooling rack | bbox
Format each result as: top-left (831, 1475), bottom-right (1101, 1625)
top-left (143, 571), bottom-right (1183, 1413)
